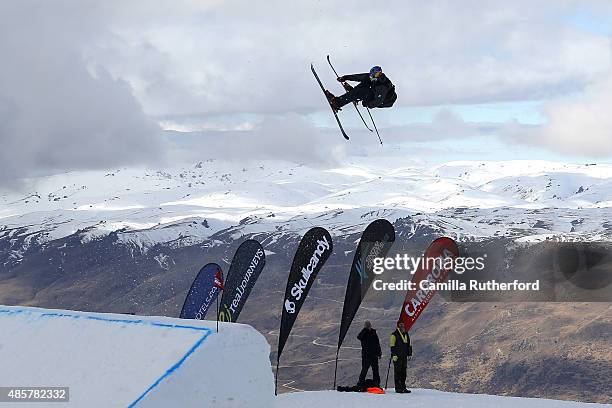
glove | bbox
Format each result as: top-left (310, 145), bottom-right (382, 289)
top-left (392, 355), bottom-right (398, 362)
top-left (337, 76), bottom-right (345, 82)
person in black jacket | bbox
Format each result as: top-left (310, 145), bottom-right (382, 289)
top-left (357, 320), bottom-right (382, 387)
top-left (390, 321), bottom-right (412, 393)
top-left (325, 66), bottom-right (396, 112)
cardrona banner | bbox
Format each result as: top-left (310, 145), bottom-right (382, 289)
top-left (277, 227), bottom-right (333, 360)
top-left (218, 239), bottom-right (266, 323)
top-left (180, 263), bottom-right (223, 320)
top-left (337, 219), bottom-right (395, 349)
top-left (399, 237), bottom-right (459, 331)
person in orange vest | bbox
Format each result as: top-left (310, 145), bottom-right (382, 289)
top-left (390, 321), bottom-right (412, 393)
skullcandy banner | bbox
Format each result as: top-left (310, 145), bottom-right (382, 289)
top-left (277, 227), bottom-right (333, 361)
top-left (337, 219), bottom-right (395, 350)
top-left (218, 239), bottom-right (266, 323)
top-left (180, 263), bottom-right (223, 320)
top-left (399, 237), bottom-right (459, 331)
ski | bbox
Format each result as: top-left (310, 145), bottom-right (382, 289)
top-left (326, 55), bottom-right (373, 133)
top-left (311, 63), bottom-right (349, 140)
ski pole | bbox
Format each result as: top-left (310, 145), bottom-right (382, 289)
top-left (326, 54), bottom-right (341, 78)
top-left (384, 356), bottom-right (392, 389)
top-left (366, 108), bottom-right (383, 146)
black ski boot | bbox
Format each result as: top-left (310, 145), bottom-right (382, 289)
top-left (324, 90), bottom-right (341, 112)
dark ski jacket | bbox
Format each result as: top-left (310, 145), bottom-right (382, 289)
top-left (357, 328), bottom-right (382, 359)
top-left (390, 329), bottom-right (411, 359)
top-left (342, 73), bottom-right (397, 108)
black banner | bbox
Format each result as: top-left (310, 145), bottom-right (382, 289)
top-left (337, 219), bottom-right (395, 349)
top-left (277, 227), bottom-right (333, 360)
top-left (180, 263), bottom-right (223, 320)
top-left (218, 239), bottom-right (266, 323)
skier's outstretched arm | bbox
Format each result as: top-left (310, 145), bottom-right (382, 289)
top-left (338, 73), bottom-right (370, 82)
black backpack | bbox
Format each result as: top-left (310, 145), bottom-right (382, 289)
top-left (380, 84), bottom-right (396, 108)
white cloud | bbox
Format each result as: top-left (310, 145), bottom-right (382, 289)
top-left (84, 1), bottom-right (612, 117)
top-left (0, 2), bottom-right (166, 187)
top-left (165, 113), bottom-right (344, 166)
top-left (524, 73), bottom-right (612, 156)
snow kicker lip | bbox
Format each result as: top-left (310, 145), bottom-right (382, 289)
top-left (0, 306), bottom-right (214, 408)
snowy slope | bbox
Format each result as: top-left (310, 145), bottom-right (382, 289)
top-left (1, 159), bottom-right (612, 257)
top-left (1, 306), bottom-right (608, 407)
top-left (276, 389), bottom-right (611, 408)
top-left (0, 306), bottom-right (274, 407)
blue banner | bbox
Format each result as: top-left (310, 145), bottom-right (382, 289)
top-left (180, 263), bottom-right (223, 320)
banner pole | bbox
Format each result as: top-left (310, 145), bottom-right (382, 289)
top-left (216, 292), bottom-right (219, 333)
top-left (275, 357), bottom-right (280, 396)
top-left (333, 348), bottom-right (340, 389)
top-left (384, 355), bottom-right (392, 389)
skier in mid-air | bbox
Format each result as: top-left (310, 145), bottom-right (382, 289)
top-left (325, 66), bottom-right (396, 113)
top-left (311, 60), bottom-right (393, 141)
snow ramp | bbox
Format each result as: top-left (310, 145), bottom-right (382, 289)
top-left (0, 305), bottom-right (274, 407)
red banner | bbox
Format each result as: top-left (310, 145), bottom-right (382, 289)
top-left (399, 237), bottom-right (459, 331)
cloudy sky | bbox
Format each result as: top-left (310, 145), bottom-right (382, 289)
top-left (1, 1), bottom-right (611, 185)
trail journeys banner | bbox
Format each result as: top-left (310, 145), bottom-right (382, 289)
top-left (218, 239), bottom-right (266, 323)
top-left (180, 263), bottom-right (223, 320)
top-left (399, 237), bottom-right (459, 331)
top-left (337, 219), bottom-right (395, 349)
top-left (278, 227), bottom-right (333, 360)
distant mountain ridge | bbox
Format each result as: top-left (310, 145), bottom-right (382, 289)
top-left (1, 160), bottom-right (611, 264)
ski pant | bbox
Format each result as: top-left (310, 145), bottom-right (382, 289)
top-left (393, 357), bottom-right (407, 392)
top-left (336, 84), bottom-right (374, 108)
top-left (358, 356), bottom-right (380, 386)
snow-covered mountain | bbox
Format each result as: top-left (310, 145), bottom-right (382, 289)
top-left (1, 159), bottom-right (611, 261)
top-left (1, 159), bottom-right (610, 403)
